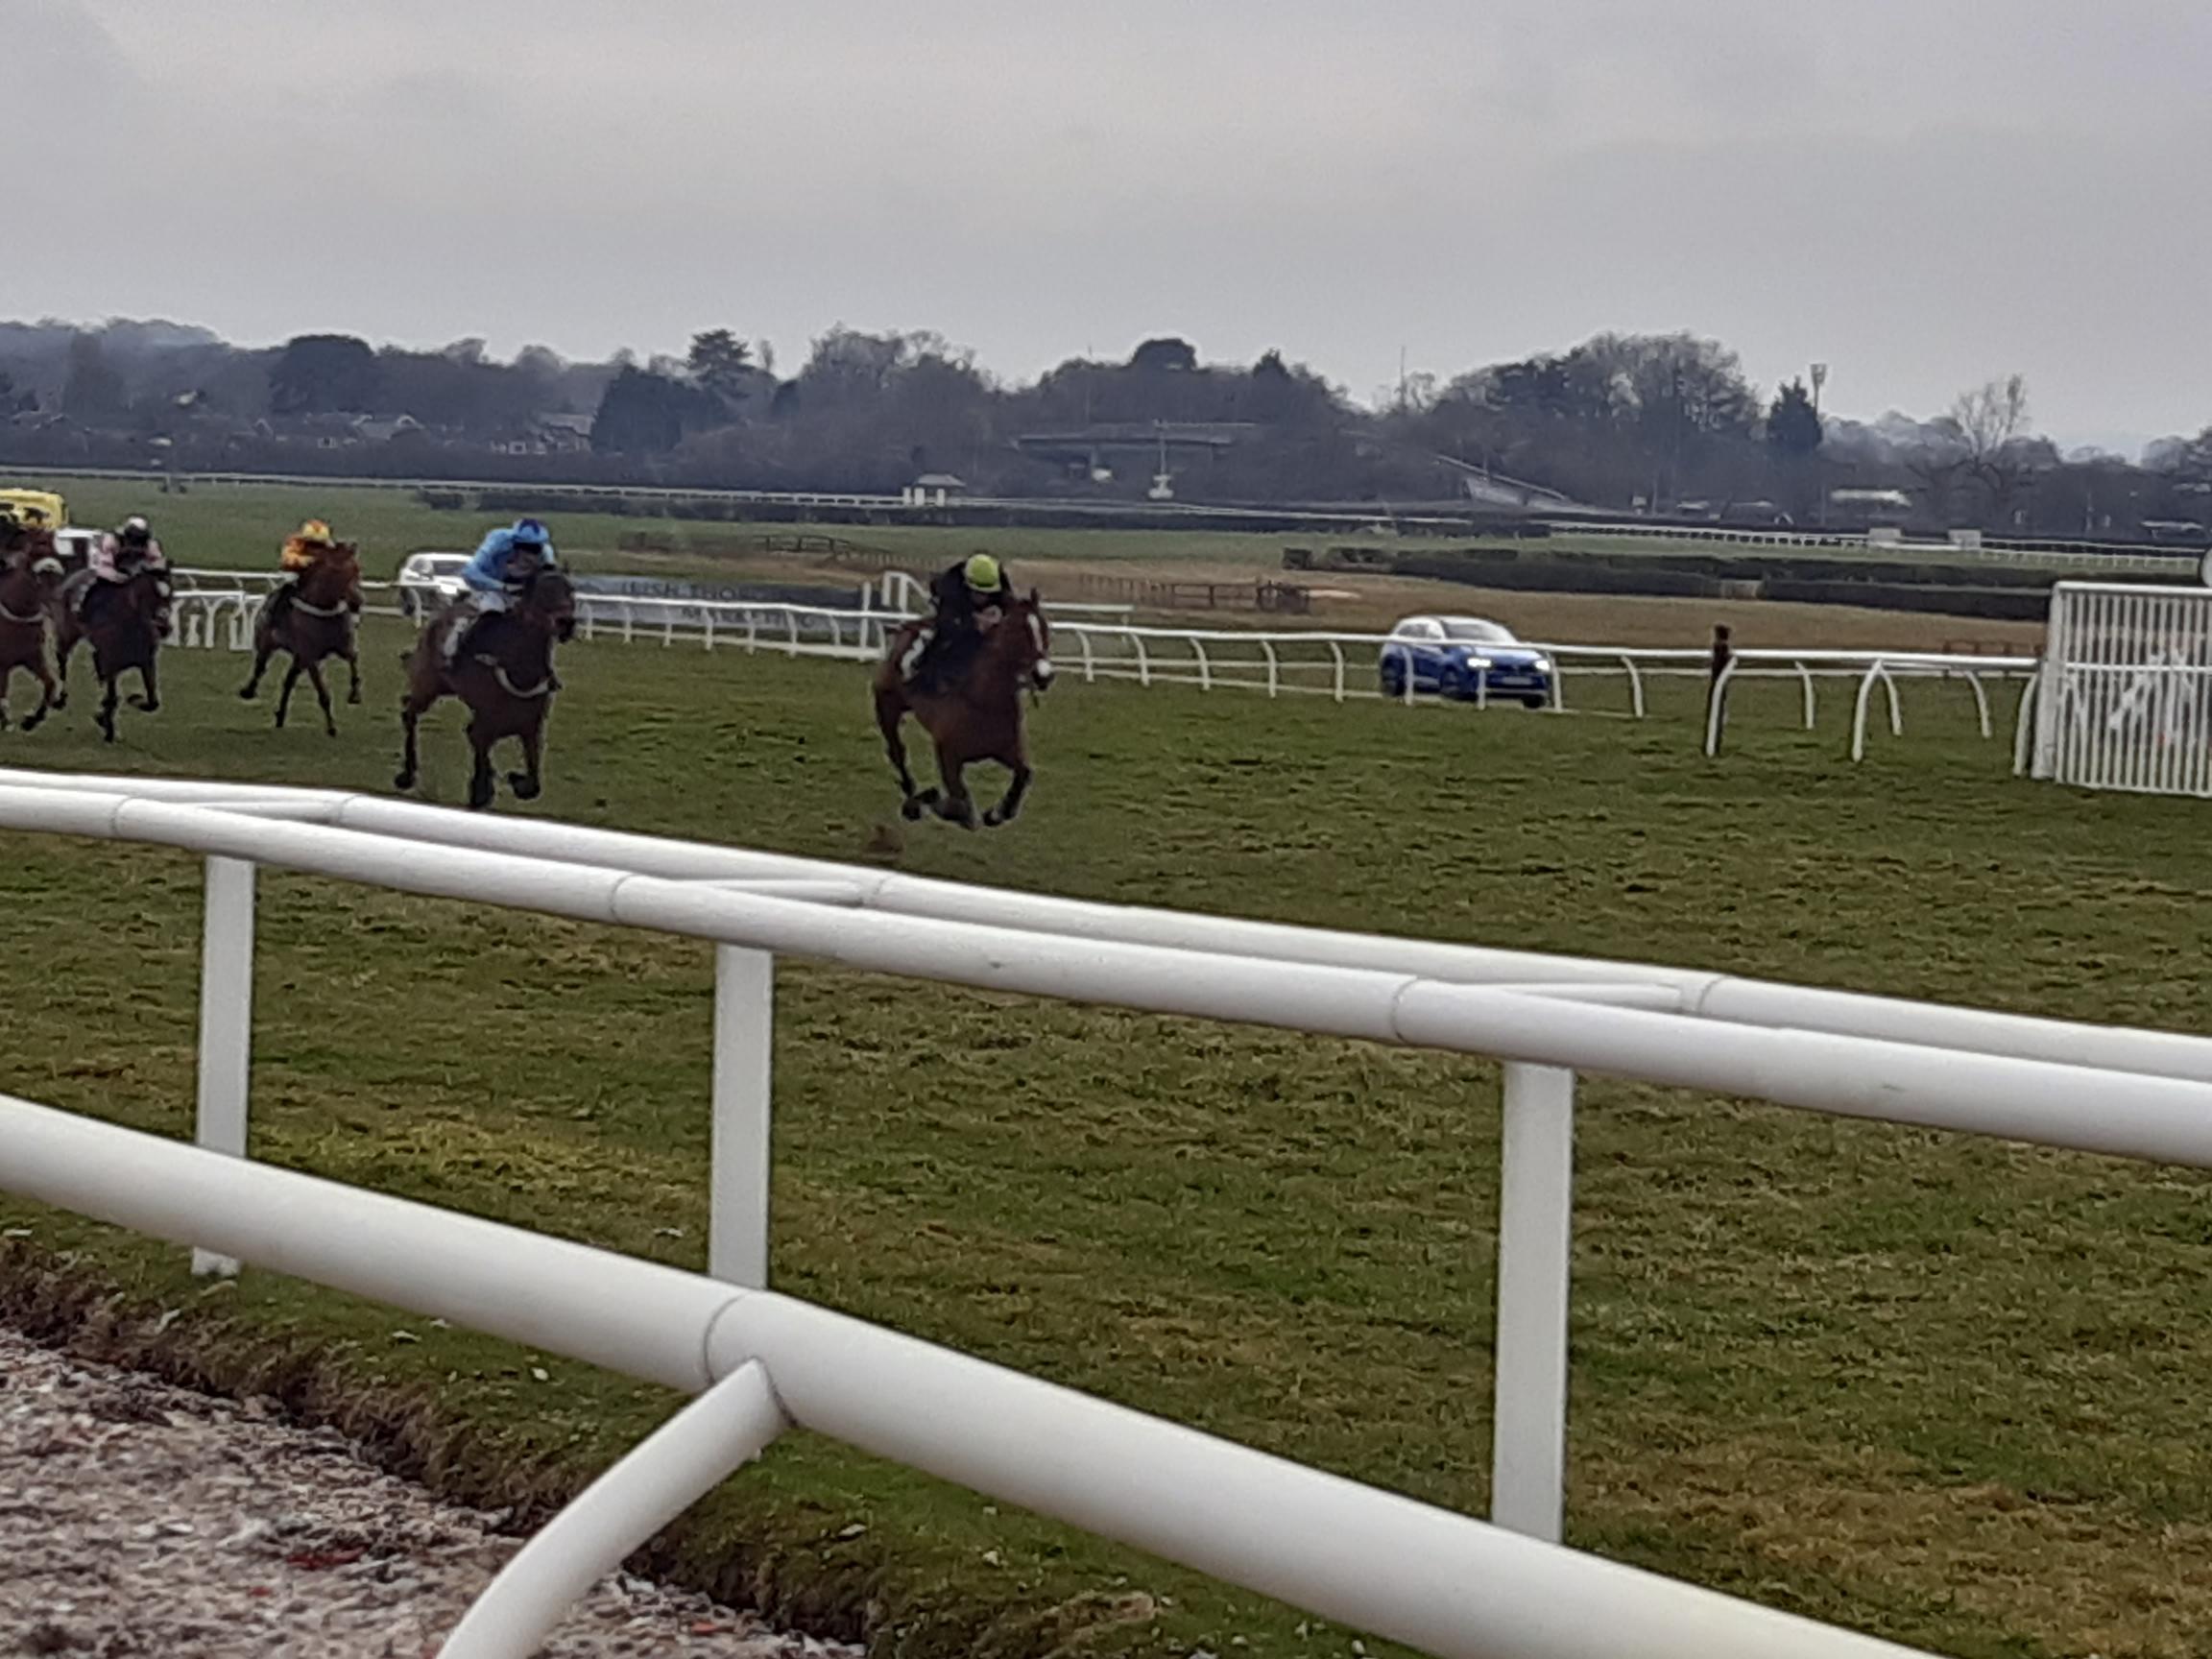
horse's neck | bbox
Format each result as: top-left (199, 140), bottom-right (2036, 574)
top-left (0, 568), bottom-right (35, 610)
top-left (301, 565), bottom-right (355, 604)
top-left (495, 613), bottom-right (554, 669)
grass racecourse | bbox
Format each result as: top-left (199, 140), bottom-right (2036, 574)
top-left (0, 483), bottom-right (2208, 1658)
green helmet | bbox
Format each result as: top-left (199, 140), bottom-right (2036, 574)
top-left (963, 553), bottom-right (1001, 592)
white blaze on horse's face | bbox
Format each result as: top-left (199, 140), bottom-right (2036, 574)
top-left (1027, 609), bottom-right (1054, 690)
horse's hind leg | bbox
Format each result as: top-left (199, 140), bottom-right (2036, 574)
top-left (275, 659), bottom-right (302, 729)
top-left (52, 637), bottom-right (72, 709)
top-left (0, 661), bottom-right (14, 731)
top-left (97, 673), bottom-right (119, 743)
top-left (343, 636), bottom-right (363, 706)
top-left (239, 638), bottom-right (274, 701)
top-left (507, 719), bottom-right (543, 802)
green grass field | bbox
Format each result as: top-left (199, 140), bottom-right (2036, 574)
top-left (1, 621), bottom-right (2208, 1659)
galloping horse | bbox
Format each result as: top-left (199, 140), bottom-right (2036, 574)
top-left (238, 541), bottom-right (365, 736)
top-left (52, 564), bottom-right (173, 742)
top-left (872, 591), bottom-right (1053, 829)
top-left (395, 565), bottom-right (577, 809)
top-left (0, 526), bottom-right (62, 732)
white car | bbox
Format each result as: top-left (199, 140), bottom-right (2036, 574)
top-left (396, 552), bottom-right (471, 619)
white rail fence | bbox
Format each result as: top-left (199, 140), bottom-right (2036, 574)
top-left (161, 569), bottom-right (2040, 758)
top-left (6, 771), bottom-right (2212, 1656)
top-left (2027, 581), bottom-right (2212, 798)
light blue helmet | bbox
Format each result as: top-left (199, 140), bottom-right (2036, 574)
top-left (513, 517), bottom-right (550, 548)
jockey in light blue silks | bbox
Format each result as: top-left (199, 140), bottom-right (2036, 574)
top-left (445, 517), bottom-right (557, 664)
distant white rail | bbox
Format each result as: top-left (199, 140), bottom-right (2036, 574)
top-left (1, 770), bottom-right (2210, 1656)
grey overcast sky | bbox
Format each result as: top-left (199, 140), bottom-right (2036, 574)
top-left (8, 0), bottom-right (2208, 449)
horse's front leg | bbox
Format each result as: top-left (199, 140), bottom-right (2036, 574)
top-left (97, 672), bottom-right (119, 743)
top-left (465, 714), bottom-right (497, 811)
top-left (130, 656), bottom-right (159, 714)
top-left (395, 682), bottom-right (433, 790)
top-left (930, 745), bottom-right (978, 831)
top-left (344, 634), bottom-right (363, 705)
top-left (304, 658), bottom-right (337, 738)
top-left (23, 654), bottom-right (57, 733)
top-left (0, 661), bottom-right (15, 730)
top-left (275, 659), bottom-right (302, 728)
top-left (52, 635), bottom-right (73, 709)
top-left (983, 756), bottom-right (1033, 828)
top-left (507, 717), bottom-right (544, 802)
top-left (875, 689), bottom-right (930, 818)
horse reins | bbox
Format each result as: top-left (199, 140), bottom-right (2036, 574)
top-left (474, 655), bottom-right (554, 699)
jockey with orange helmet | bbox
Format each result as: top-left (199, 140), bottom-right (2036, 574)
top-left (267, 518), bottom-right (338, 627)
top-left (908, 552), bottom-right (1015, 690)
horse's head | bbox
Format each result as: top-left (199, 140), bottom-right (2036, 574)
top-left (522, 565), bottom-right (577, 642)
top-left (130, 565), bottom-right (175, 637)
top-left (985, 589), bottom-right (1053, 694)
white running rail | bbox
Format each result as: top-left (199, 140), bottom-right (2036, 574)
top-left (165, 566), bottom-right (2033, 754)
top-left (4, 770), bottom-right (2212, 1655)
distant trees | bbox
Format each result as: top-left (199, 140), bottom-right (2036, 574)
top-left (61, 333), bottom-right (127, 423)
top-left (1951, 373), bottom-right (2038, 524)
top-left (0, 315), bottom-right (2201, 534)
top-left (1128, 336), bottom-right (1198, 374)
top-left (1766, 378), bottom-right (1824, 460)
top-left (590, 366), bottom-right (711, 455)
top-left (269, 333), bottom-right (379, 415)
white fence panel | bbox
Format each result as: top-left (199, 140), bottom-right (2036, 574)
top-left (2030, 582), bottom-right (2212, 797)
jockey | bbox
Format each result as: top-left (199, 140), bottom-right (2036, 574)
top-left (267, 518), bottom-right (337, 627)
top-left (78, 516), bottom-right (167, 619)
top-left (908, 552), bottom-right (1015, 690)
top-left (445, 517), bottom-right (557, 663)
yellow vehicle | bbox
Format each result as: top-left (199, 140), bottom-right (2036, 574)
top-left (0, 488), bottom-right (66, 531)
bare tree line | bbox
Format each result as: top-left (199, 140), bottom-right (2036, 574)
top-left (1, 318), bottom-right (2205, 540)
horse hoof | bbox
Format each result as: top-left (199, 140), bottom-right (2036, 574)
top-left (394, 770), bottom-right (416, 791)
top-left (508, 773), bottom-right (541, 801)
top-left (901, 798), bottom-right (925, 821)
top-left (237, 685), bottom-right (256, 701)
top-left (983, 807), bottom-right (1005, 828)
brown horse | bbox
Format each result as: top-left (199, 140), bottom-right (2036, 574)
top-left (0, 529), bottom-right (62, 733)
top-left (53, 564), bottom-right (173, 742)
top-left (395, 565), bottom-right (576, 810)
top-left (238, 542), bottom-right (365, 736)
top-left (873, 590), bottom-right (1053, 829)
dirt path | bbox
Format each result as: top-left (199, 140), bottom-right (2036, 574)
top-left (0, 1324), bottom-right (852, 1659)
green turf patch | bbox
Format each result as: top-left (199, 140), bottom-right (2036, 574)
top-left (1, 629), bottom-right (2207, 1658)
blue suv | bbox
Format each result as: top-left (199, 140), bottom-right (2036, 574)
top-left (1378, 614), bottom-right (1554, 708)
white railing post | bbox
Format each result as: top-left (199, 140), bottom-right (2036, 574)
top-left (1492, 1061), bottom-right (1575, 1544)
top-left (191, 855), bottom-right (257, 1278)
top-left (710, 945), bottom-right (773, 1288)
